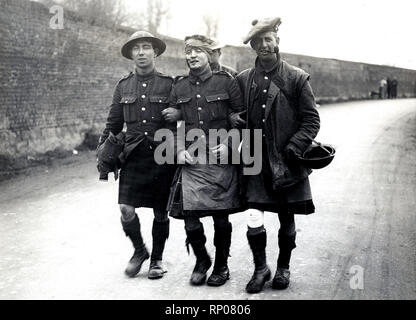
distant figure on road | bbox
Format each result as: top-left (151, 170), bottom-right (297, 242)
top-left (391, 77), bottom-right (398, 98)
top-left (379, 78), bottom-right (387, 99)
top-left (97, 31), bottom-right (179, 280)
top-left (209, 38), bottom-right (238, 77)
top-left (387, 77), bottom-right (392, 99)
top-left (235, 17), bottom-right (321, 293)
top-left (167, 34), bottom-right (245, 287)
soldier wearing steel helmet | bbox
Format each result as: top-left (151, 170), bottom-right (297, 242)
top-left (235, 18), bottom-right (321, 293)
top-left (97, 31), bottom-right (179, 280)
top-left (209, 38), bottom-right (238, 77)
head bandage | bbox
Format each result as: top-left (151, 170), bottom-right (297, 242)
top-left (184, 38), bottom-right (214, 59)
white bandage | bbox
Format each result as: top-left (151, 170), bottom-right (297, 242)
top-left (246, 209), bottom-right (264, 228)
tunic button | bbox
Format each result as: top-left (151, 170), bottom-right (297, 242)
top-left (199, 120), bottom-right (204, 125)
top-left (141, 94), bottom-right (146, 99)
top-left (159, 100), bottom-right (162, 102)
top-left (141, 107), bottom-right (146, 111)
top-left (263, 89), bottom-right (267, 93)
top-left (217, 97), bottom-right (221, 100)
top-left (142, 83), bottom-right (147, 87)
top-left (196, 94), bottom-right (201, 98)
top-left (144, 132), bottom-right (148, 135)
top-left (196, 81), bottom-right (200, 85)
top-left (197, 107), bottom-right (202, 111)
top-left (264, 76), bottom-right (268, 80)
top-left (262, 104), bottom-right (266, 109)
top-left (143, 120), bottom-right (147, 123)
top-left (262, 119), bottom-right (265, 123)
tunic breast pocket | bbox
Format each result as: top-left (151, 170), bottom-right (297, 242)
top-left (120, 95), bottom-right (138, 123)
top-left (176, 97), bottom-right (195, 123)
top-left (205, 92), bottom-right (229, 120)
top-left (149, 96), bottom-right (169, 122)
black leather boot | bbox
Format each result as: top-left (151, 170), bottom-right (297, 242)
top-left (148, 219), bottom-right (170, 279)
top-left (207, 223), bottom-right (232, 286)
top-left (272, 267), bottom-right (291, 290)
top-left (245, 230), bottom-right (271, 294)
top-left (272, 231), bottom-right (296, 289)
top-left (186, 225), bottom-right (212, 286)
top-left (121, 215), bottom-right (149, 278)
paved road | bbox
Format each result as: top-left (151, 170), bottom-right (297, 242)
top-left (1, 99), bottom-right (415, 300)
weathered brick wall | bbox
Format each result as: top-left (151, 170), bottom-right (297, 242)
top-left (1, 0), bottom-right (416, 172)
top-left (221, 46), bottom-right (416, 102)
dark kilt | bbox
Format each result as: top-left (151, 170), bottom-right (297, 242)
top-left (118, 142), bottom-right (176, 210)
top-left (245, 145), bottom-right (315, 215)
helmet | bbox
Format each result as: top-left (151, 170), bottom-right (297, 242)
top-left (209, 38), bottom-right (224, 50)
top-left (121, 30), bottom-right (166, 60)
top-left (298, 143), bottom-right (335, 169)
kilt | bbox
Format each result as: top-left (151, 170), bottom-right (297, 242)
top-left (245, 173), bottom-right (315, 215)
top-left (245, 149), bottom-right (315, 215)
top-left (118, 141), bottom-right (176, 210)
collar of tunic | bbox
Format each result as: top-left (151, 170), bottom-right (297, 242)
top-left (254, 54), bottom-right (281, 74)
top-left (188, 66), bottom-right (213, 84)
top-left (134, 68), bottom-right (156, 82)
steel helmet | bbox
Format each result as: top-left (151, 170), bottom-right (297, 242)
top-left (209, 37), bottom-right (225, 50)
top-left (298, 142), bottom-right (335, 169)
top-left (121, 30), bottom-right (166, 60)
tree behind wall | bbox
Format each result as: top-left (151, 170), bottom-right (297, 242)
top-left (127, 0), bottom-right (171, 35)
top-left (203, 13), bottom-right (219, 38)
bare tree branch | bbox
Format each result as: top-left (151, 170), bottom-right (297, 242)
top-left (122, 0), bottom-right (171, 34)
top-left (203, 13), bottom-right (219, 38)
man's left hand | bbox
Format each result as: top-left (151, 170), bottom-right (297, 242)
top-left (284, 144), bottom-right (301, 162)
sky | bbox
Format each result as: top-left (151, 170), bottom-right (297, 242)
top-left (125, 0), bottom-right (416, 70)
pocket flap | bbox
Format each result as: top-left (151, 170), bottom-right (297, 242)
top-left (205, 92), bottom-right (229, 102)
top-left (176, 97), bottom-right (192, 104)
top-left (149, 96), bottom-right (169, 103)
top-left (120, 95), bottom-right (137, 103)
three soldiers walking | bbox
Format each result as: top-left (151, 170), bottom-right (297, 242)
top-left (98, 17), bottom-right (320, 294)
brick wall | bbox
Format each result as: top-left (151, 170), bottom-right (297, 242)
top-left (1, 0), bottom-right (416, 173)
top-left (221, 46), bottom-right (416, 102)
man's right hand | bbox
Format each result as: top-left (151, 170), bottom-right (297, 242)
top-left (178, 150), bottom-right (195, 165)
top-left (229, 111), bottom-right (246, 128)
top-left (162, 107), bottom-right (182, 122)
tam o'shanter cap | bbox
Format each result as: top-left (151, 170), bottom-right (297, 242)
top-left (121, 30), bottom-right (166, 59)
top-left (243, 17), bottom-right (282, 45)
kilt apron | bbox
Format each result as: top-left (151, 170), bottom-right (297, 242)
top-left (168, 162), bottom-right (242, 218)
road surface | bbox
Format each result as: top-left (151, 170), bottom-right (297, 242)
top-left (1, 98), bottom-right (415, 300)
